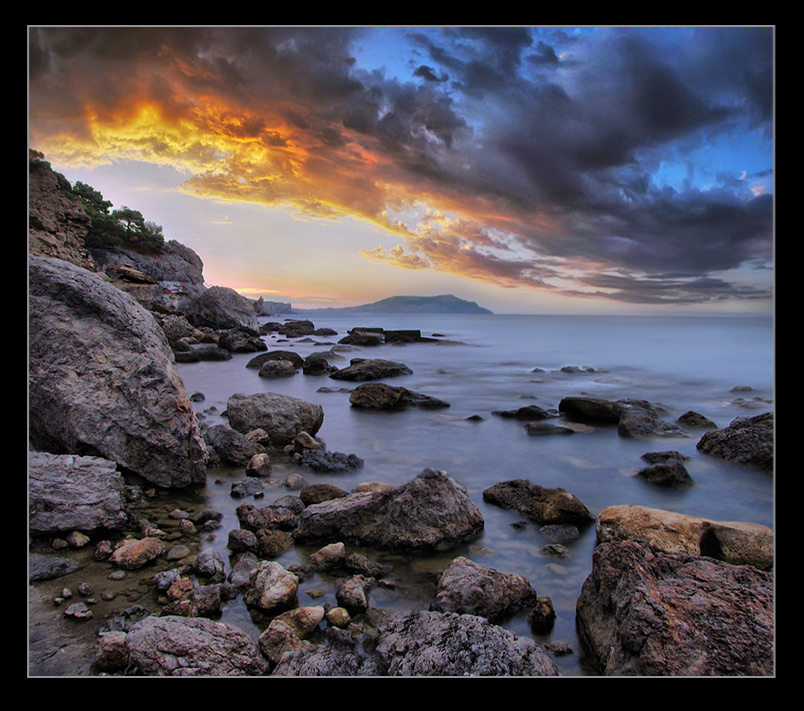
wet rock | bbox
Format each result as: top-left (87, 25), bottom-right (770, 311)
top-left (527, 597), bottom-right (556, 633)
top-left (95, 631), bottom-right (129, 672)
top-left (193, 548), bottom-right (226, 582)
top-left (492, 404), bottom-right (553, 420)
top-left (29, 256), bottom-right (208, 488)
top-left (203, 424), bottom-right (266, 466)
top-left (296, 449), bottom-right (363, 473)
top-left (246, 350), bottom-right (305, 369)
top-left (246, 452), bottom-right (273, 477)
top-left (636, 458), bottom-right (693, 487)
top-left (430, 556), bottom-right (538, 622)
top-left (576, 539), bottom-right (774, 676)
top-left (676, 410), bottom-right (717, 429)
top-left (256, 529), bottom-right (295, 558)
top-left (294, 468), bottom-right (484, 551)
top-left (243, 560), bottom-right (299, 612)
top-left (124, 615), bottom-right (268, 676)
top-left (482, 479), bottom-right (592, 526)
top-left (349, 382), bottom-right (450, 410)
top-left (336, 575), bottom-right (372, 611)
top-left (329, 358), bottom-right (413, 382)
top-left (303, 353), bottom-right (339, 376)
top-left (218, 327), bottom-right (267, 353)
top-left (226, 392), bottom-right (324, 445)
top-left (524, 422), bottom-right (576, 436)
top-left (228, 529), bottom-right (259, 554)
top-left (258, 359), bottom-right (298, 378)
top-left (110, 537), bottom-right (165, 570)
top-left (696, 412), bottom-right (774, 472)
top-left (230, 477), bottom-right (265, 499)
top-left (595, 504), bottom-right (773, 570)
top-left (29, 453), bottom-right (129, 535)
top-left (300, 483), bottom-right (348, 506)
top-left (308, 542), bottom-right (346, 570)
top-left (557, 396), bottom-right (624, 423)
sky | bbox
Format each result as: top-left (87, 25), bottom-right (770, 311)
top-left (28, 26), bottom-right (774, 315)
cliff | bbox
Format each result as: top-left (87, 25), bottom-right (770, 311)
top-left (28, 151), bottom-right (206, 312)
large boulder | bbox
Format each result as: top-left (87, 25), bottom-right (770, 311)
top-left (203, 424), bottom-right (266, 466)
top-left (272, 610), bottom-right (558, 677)
top-left (29, 452), bottom-right (129, 535)
top-left (187, 285), bottom-right (259, 332)
top-left (294, 468), bottom-right (484, 551)
top-left (482, 479), bottom-right (593, 525)
top-left (697, 412), bottom-right (774, 472)
top-left (576, 539), bottom-right (774, 675)
top-left (226, 392), bottom-right (324, 446)
top-left (595, 504), bottom-right (773, 570)
top-left (123, 615), bottom-right (269, 676)
top-left (28, 256), bottom-right (208, 488)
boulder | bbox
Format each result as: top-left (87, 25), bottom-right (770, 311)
top-left (295, 449), bottom-right (364, 473)
top-left (329, 358), bottom-right (413, 382)
top-left (492, 405), bottom-right (553, 420)
top-left (482, 479), bottom-right (593, 526)
top-left (594, 504), bottom-right (773, 570)
top-left (558, 396), bottom-right (685, 438)
top-left (272, 610), bottom-right (558, 677)
top-left (696, 412), bottom-right (774, 472)
top-left (243, 560), bottom-right (299, 612)
top-left (124, 615), bottom-right (269, 676)
top-left (225, 392), bottom-right (324, 445)
top-left (294, 468), bottom-right (484, 551)
top-left (110, 537), bottom-right (166, 570)
top-left (203, 424), bottom-right (266, 466)
top-left (28, 256), bottom-right (208, 488)
top-left (29, 452), bottom-right (129, 535)
top-left (635, 458), bottom-right (693, 487)
top-left (430, 556), bottom-right (539, 622)
top-left (258, 360), bottom-right (298, 379)
top-left (247, 350), bottom-right (305, 369)
top-left (349, 382), bottom-right (450, 410)
top-left (217, 328), bottom-right (267, 353)
top-left (575, 540), bottom-right (774, 675)
top-left (187, 285), bottom-right (259, 332)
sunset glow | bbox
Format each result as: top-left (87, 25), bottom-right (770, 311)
top-left (29, 26), bottom-right (774, 314)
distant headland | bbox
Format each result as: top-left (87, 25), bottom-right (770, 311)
top-left (296, 294), bottom-right (493, 315)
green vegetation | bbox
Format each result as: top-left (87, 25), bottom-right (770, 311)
top-left (29, 149), bottom-right (165, 254)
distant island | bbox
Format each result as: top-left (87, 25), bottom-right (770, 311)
top-left (297, 294), bottom-right (493, 315)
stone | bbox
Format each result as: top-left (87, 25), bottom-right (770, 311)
top-left (430, 556), bottom-right (538, 622)
top-left (29, 453), bottom-right (129, 535)
top-left (576, 539), bottom-right (774, 676)
top-left (329, 358), bottom-right (413, 382)
top-left (243, 560), bottom-right (299, 612)
top-left (226, 392), bottom-right (324, 445)
top-left (295, 468), bottom-right (484, 551)
top-left (697, 412), bottom-right (774, 471)
top-left (482, 479), bottom-right (592, 526)
top-left (349, 382), bottom-right (450, 410)
top-left (203, 425), bottom-right (266, 466)
top-left (28, 256), bottom-right (208, 488)
top-left (124, 615), bottom-right (268, 676)
top-left (187, 285), bottom-right (259, 332)
top-left (110, 538), bottom-right (165, 570)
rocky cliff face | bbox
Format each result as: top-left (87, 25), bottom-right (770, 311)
top-left (28, 156), bottom-right (206, 313)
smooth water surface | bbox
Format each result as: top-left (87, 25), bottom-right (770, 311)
top-left (177, 313), bottom-right (774, 676)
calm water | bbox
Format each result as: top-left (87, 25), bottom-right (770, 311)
top-left (176, 313), bottom-right (774, 676)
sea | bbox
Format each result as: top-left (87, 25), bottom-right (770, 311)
top-left (175, 312), bottom-right (774, 676)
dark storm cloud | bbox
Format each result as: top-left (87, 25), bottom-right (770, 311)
top-left (29, 26), bottom-right (773, 307)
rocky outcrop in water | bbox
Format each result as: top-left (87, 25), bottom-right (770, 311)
top-left (348, 382), bottom-right (450, 410)
top-left (697, 412), bottom-right (774, 471)
top-left (294, 468), bottom-right (484, 551)
top-left (29, 256), bottom-right (208, 488)
top-left (329, 358), bottom-right (413, 382)
top-left (482, 479), bottom-right (593, 526)
top-left (225, 392), bottom-right (325, 446)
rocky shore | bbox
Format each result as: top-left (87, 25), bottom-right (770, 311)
top-left (28, 156), bottom-right (775, 677)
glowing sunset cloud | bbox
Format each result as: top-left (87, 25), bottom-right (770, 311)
top-left (29, 26), bottom-right (774, 313)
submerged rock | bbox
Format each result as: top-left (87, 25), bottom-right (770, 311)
top-left (483, 479), bottom-right (593, 526)
top-left (696, 412), bottom-right (774, 471)
top-left (329, 358), bottom-right (413, 382)
top-left (348, 382), bottom-right (450, 410)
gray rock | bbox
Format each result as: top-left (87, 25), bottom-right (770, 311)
top-left (226, 392), bottom-right (324, 445)
top-left (28, 257), bottom-right (208, 488)
top-left (430, 556), bottom-right (538, 622)
top-left (349, 382), bottom-right (449, 410)
top-left (29, 452), bottom-right (129, 535)
top-left (295, 468), bottom-right (484, 551)
top-left (187, 285), bottom-right (259, 332)
top-left (125, 615), bottom-right (269, 676)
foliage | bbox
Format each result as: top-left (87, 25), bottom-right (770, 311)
top-left (30, 149), bottom-right (165, 253)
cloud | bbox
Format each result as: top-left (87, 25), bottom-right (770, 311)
top-left (28, 26), bottom-right (773, 308)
